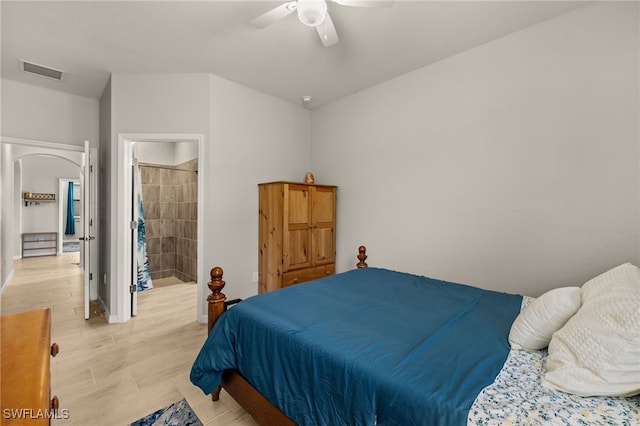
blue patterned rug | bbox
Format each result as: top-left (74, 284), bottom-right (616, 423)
top-left (130, 399), bottom-right (202, 426)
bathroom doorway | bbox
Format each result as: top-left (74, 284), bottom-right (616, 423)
top-left (135, 141), bottom-right (199, 287)
top-left (116, 133), bottom-right (204, 323)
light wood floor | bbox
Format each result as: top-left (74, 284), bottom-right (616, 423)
top-left (1, 253), bottom-right (258, 426)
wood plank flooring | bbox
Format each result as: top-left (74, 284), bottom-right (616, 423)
top-left (1, 253), bottom-right (258, 426)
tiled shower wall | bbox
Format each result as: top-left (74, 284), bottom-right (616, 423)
top-left (140, 158), bottom-right (198, 282)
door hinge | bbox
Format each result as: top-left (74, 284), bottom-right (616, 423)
top-left (89, 272), bottom-right (93, 281)
top-left (130, 221), bottom-right (138, 229)
top-left (130, 284), bottom-right (137, 293)
top-left (90, 164), bottom-right (93, 173)
top-left (89, 218), bottom-right (93, 226)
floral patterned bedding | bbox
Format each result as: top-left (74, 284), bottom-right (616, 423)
top-left (469, 297), bottom-right (640, 425)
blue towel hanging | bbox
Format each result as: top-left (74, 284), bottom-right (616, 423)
top-left (65, 182), bottom-right (75, 235)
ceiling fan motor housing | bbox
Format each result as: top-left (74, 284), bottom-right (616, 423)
top-left (297, 0), bottom-right (328, 27)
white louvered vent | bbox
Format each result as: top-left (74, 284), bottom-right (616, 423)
top-left (20, 60), bottom-right (64, 81)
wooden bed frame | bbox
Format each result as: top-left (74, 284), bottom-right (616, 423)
top-left (205, 246), bottom-right (369, 426)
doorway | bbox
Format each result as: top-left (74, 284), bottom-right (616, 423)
top-left (116, 134), bottom-right (204, 322)
top-left (0, 137), bottom-right (97, 318)
top-left (58, 178), bottom-right (81, 255)
top-left (135, 142), bottom-right (199, 286)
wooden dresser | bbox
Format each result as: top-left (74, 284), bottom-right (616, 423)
top-left (258, 181), bottom-right (337, 293)
top-left (1, 308), bottom-right (59, 425)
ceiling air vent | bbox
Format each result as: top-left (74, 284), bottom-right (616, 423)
top-left (20, 60), bottom-right (64, 81)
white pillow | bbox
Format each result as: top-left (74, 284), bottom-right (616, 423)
top-left (581, 262), bottom-right (636, 303)
top-left (542, 263), bottom-right (640, 397)
top-left (508, 287), bottom-right (581, 351)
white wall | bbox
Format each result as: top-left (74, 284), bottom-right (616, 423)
top-left (207, 73), bottom-right (311, 304)
top-left (175, 142), bottom-right (198, 165)
top-left (135, 141), bottom-right (198, 165)
top-left (12, 161), bottom-right (21, 257)
top-left (1, 79), bottom-right (99, 147)
top-left (311, 2), bottom-right (639, 297)
top-left (0, 144), bottom-right (11, 288)
top-left (98, 78), bottom-right (112, 310)
top-left (136, 141), bottom-right (178, 165)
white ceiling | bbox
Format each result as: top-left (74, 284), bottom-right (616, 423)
top-left (1, 1), bottom-right (587, 108)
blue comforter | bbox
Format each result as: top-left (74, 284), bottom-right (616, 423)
top-left (190, 267), bottom-right (522, 426)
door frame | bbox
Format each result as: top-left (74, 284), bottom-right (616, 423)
top-left (116, 133), bottom-right (204, 323)
top-left (0, 136), bottom-right (97, 305)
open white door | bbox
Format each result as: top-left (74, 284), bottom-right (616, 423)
top-left (131, 155), bottom-right (138, 317)
top-left (80, 140), bottom-right (95, 320)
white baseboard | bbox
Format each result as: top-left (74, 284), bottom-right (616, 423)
top-left (96, 296), bottom-right (112, 322)
top-left (0, 269), bottom-right (15, 296)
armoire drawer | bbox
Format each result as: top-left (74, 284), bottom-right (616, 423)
top-left (282, 264), bottom-right (335, 287)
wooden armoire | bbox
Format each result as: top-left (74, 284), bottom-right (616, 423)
top-left (258, 181), bottom-right (337, 293)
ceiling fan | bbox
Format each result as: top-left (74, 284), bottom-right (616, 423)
top-left (250, 0), bottom-right (395, 47)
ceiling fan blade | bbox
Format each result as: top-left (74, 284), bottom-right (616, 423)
top-left (250, 1), bottom-right (297, 29)
top-left (316, 12), bottom-right (339, 47)
top-left (331, 0), bottom-right (394, 7)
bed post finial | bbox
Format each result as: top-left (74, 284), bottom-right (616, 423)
top-left (356, 245), bottom-right (368, 268)
top-left (207, 266), bottom-right (227, 333)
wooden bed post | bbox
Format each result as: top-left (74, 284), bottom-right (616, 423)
top-left (207, 266), bottom-right (227, 333)
top-left (356, 245), bottom-right (368, 268)
top-left (207, 266), bottom-right (226, 402)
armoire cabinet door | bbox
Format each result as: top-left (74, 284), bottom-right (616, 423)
top-left (312, 186), bottom-right (336, 265)
top-left (284, 184), bottom-right (312, 271)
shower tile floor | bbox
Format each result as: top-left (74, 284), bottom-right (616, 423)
top-left (153, 276), bottom-right (194, 288)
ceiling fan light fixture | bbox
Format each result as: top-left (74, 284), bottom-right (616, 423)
top-left (297, 0), bottom-right (328, 27)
